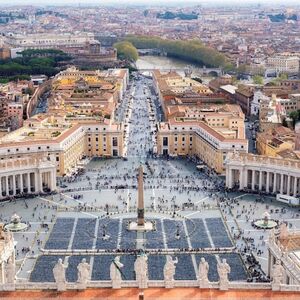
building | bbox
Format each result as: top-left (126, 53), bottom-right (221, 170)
top-left (258, 94), bottom-right (286, 132)
top-left (0, 67), bottom-right (128, 187)
top-left (225, 152), bottom-right (300, 197)
top-left (157, 117), bottom-right (248, 174)
top-left (234, 85), bottom-right (255, 116)
top-left (256, 126), bottom-right (296, 157)
top-left (0, 156), bottom-right (56, 198)
top-left (4, 32), bottom-right (117, 63)
top-left (266, 56), bottom-right (300, 74)
top-left (0, 47), bottom-right (10, 59)
top-left (4, 32), bottom-right (95, 51)
top-left (250, 90), bottom-right (270, 116)
top-left (0, 115), bottom-right (124, 178)
top-left (154, 70), bottom-right (248, 174)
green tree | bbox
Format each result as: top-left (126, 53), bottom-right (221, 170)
top-left (289, 110), bottom-right (300, 127)
top-left (123, 35), bottom-right (231, 68)
top-left (253, 75), bottom-right (264, 85)
top-left (113, 41), bottom-right (139, 62)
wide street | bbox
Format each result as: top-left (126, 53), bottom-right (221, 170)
top-left (1, 72), bottom-right (300, 281)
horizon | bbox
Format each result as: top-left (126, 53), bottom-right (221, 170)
top-left (1, 0), bottom-right (300, 7)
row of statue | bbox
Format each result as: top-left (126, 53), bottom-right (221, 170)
top-left (52, 255), bottom-right (232, 291)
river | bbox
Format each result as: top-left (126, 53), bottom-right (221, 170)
top-left (136, 55), bottom-right (194, 70)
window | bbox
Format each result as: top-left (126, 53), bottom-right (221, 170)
top-left (175, 137), bottom-right (178, 142)
top-left (182, 137), bottom-right (185, 142)
top-left (163, 137), bottom-right (168, 146)
top-left (113, 137), bottom-right (118, 147)
top-left (56, 157), bottom-right (59, 162)
top-left (190, 136), bottom-right (193, 142)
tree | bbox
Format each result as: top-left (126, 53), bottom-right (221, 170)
top-left (253, 75), bottom-right (263, 85)
top-left (289, 110), bottom-right (300, 127)
top-left (113, 41), bottom-right (139, 62)
top-left (124, 35), bottom-right (231, 68)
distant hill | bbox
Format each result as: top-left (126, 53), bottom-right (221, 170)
top-left (268, 13), bottom-right (297, 22)
top-left (157, 11), bottom-right (198, 20)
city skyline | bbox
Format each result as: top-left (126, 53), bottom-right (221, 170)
top-left (1, 0), bottom-right (300, 7)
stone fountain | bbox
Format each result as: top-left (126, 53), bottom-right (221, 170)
top-left (253, 211), bottom-right (277, 229)
top-left (5, 213), bottom-right (28, 232)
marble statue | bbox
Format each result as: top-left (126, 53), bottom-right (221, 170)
top-left (77, 258), bottom-right (90, 289)
top-left (110, 256), bottom-right (124, 289)
top-left (198, 257), bottom-right (210, 288)
top-left (272, 260), bottom-right (284, 290)
top-left (6, 258), bottom-right (15, 285)
top-left (279, 223), bottom-right (288, 240)
top-left (163, 255), bottom-right (178, 288)
top-left (134, 255), bottom-right (148, 289)
top-left (269, 228), bottom-right (276, 242)
top-left (53, 258), bottom-right (68, 291)
top-left (217, 258), bottom-right (230, 290)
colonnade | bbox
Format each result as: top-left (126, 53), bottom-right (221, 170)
top-left (0, 170), bottom-right (56, 199)
top-left (226, 168), bottom-right (299, 197)
top-left (225, 153), bottom-right (300, 197)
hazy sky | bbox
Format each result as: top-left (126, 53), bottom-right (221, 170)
top-left (1, 0), bottom-right (300, 6)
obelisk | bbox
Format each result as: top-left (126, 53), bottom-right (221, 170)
top-left (137, 165), bottom-right (145, 226)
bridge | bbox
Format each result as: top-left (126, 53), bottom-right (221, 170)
top-left (138, 67), bottom-right (223, 76)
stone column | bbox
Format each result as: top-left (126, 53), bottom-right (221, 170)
top-left (225, 168), bottom-right (229, 187)
top-left (251, 170), bottom-right (255, 190)
top-left (287, 176), bottom-right (291, 196)
top-left (244, 169), bottom-right (248, 189)
top-left (239, 169), bottom-right (244, 190)
top-left (27, 173), bottom-right (31, 193)
top-left (20, 174), bottom-right (23, 193)
top-left (39, 172), bottom-right (43, 192)
top-left (6, 176), bottom-right (9, 196)
top-left (294, 177), bottom-right (298, 197)
top-left (266, 172), bottom-right (270, 193)
top-left (51, 170), bottom-right (56, 191)
top-left (34, 172), bottom-right (39, 193)
top-left (228, 168), bottom-right (233, 189)
top-left (12, 175), bottom-right (16, 196)
top-left (273, 173), bottom-right (277, 193)
top-left (0, 262), bottom-right (4, 284)
top-left (280, 174), bottom-right (284, 194)
top-left (259, 171), bottom-right (263, 190)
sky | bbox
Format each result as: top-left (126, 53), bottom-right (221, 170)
top-left (1, 0), bottom-right (300, 6)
